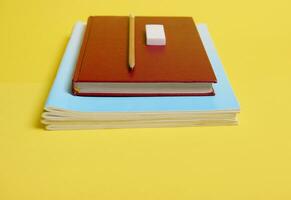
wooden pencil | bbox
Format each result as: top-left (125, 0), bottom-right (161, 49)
top-left (129, 14), bottom-right (135, 70)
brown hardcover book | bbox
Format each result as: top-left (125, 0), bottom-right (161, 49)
top-left (72, 16), bottom-right (217, 96)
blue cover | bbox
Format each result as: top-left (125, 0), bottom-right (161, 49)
top-left (45, 22), bottom-right (239, 113)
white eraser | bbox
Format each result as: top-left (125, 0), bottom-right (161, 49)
top-left (145, 24), bottom-right (166, 46)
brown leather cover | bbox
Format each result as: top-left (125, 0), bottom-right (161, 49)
top-left (72, 16), bottom-right (217, 95)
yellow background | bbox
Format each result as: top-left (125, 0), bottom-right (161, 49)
top-left (1, 0), bottom-right (291, 199)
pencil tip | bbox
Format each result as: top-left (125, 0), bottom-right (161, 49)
top-left (129, 64), bottom-right (135, 70)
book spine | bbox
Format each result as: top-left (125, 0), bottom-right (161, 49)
top-left (72, 16), bottom-right (94, 95)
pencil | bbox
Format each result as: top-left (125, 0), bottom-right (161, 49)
top-left (129, 14), bottom-right (135, 70)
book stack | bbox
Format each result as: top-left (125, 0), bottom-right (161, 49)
top-left (41, 16), bottom-right (240, 130)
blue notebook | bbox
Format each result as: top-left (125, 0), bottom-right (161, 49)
top-left (44, 22), bottom-right (239, 113)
